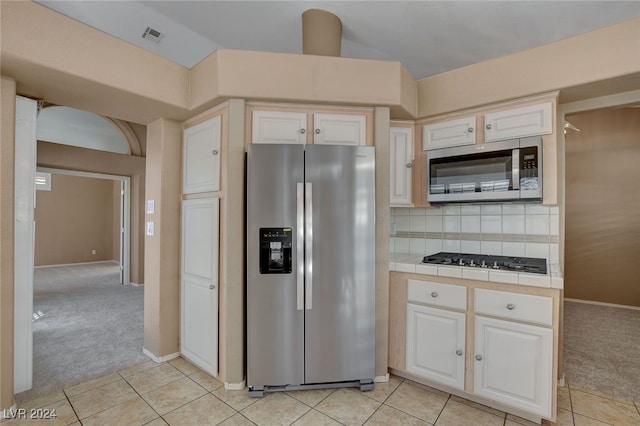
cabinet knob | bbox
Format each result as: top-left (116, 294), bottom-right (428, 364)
top-left (430, 292), bottom-right (438, 298)
top-left (406, 163), bottom-right (413, 168)
top-left (212, 149), bottom-right (218, 155)
top-left (209, 285), bottom-right (215, 290)
top-left (300, 128), bottom-right (306, 134)
top-left (315, 129), bottom-right (321, 134)
top-left (485, 123), bottom-right (492, 130)
top-left (467, 127), bottom-right (474, 133)
top-left (456, 349), bottom-right (463, 356)
top-left (506, 303), bottom-right (515, 310)
top-left (475, 354), bottom-right (483, 361)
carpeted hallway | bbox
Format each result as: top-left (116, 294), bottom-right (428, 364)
top-left (15, 262), bottom-right (148, 403)
top-left (563, 299), bottom-right (640, 402)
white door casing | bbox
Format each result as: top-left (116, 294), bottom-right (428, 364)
top-left (181, 197), bottom-right (219, 376)
top-left (14, 96), bottom-right (38, 393)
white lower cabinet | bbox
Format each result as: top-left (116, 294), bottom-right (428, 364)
top-left (406, 303), bottom-right (465, 390)
top-left (474, 315), bottom-right (553, 417)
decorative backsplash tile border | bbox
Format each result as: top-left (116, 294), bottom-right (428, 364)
top-left (390, 204), bottom-right (560, 263)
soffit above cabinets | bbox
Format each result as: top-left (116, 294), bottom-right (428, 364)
top-left (34, 1), bottom-right (640, 80)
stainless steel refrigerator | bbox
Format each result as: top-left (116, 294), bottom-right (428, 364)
top-left (246, 143), bottom-right (376, 397)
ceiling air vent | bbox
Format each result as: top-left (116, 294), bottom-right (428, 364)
top-left (142, 27), bottom-right (164, 44)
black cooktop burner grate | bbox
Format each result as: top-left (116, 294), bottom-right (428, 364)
top-left (422, 252), bottom-right (547, 275)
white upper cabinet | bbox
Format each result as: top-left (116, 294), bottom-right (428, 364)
top-left (183, 115), bottom-right (221, 194)
top-left (252, 110), bottom-right (307, 144)
top-left (390, 126), bottom-right (414, 206)
top-left (484, 102), bottom-right (553, 142)
top-left (474, 315), bottom-right (553, 417)
top-left (313, 113), bottom-right (366, 146)
top-left (423, 116), bottom-right (476, 150)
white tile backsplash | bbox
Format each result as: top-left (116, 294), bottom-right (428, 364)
top-left (461, 205), bottom-right (481, 215)
top-left (461, 215), bottom-right (481, 233)
top-left (390, 203), bottom-right (561, 265)
top-left (426, 216), bottom-right (443, 232)
top-left (525, 215), bottom-right (550, 235)
top-left (444, 216), bottom-right (461, 233)
top-left (461, 240), bottom-right (481, 253)
top-left (481, 215), bottom-right (502, 234)
top-left (395, 216), bottom-right (410, 232)
top-left (503, 215), bottom-right (525, 234)
top-left (410, 215), bottom-right (426, 232)
top-left (443, 239), bottom-right (461, 252)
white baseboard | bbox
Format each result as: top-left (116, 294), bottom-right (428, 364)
top-left (375, 373), bottom-right (390, 383)
top-left (225, 380), bottom-right (246, 391)
top-left (129, 282), bottom-right (143, 287)
top-left (35, 260), bottom-right (119, 269)
top-left (1, 402), bottom-right (18, 420)
top-left (564, 298), bottom-right (640, 311)
top-left (143, 348), bottom-right (180, 363)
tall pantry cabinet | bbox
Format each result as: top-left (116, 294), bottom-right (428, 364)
top-left (180, 114), bottom-right (222, 376)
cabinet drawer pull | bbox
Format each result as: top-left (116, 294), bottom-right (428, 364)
top-left (212, 149), bottom-right (218, 155)
top-left (506, 303), bottom-right (515, 310)
top-left (467, 127), bottom-right (474, 133)
top-left (456, 349), bottom-right (463, 356)
top-left (486, 123), bottom-right (492, 130)
top-left (209, 285), bottom-right (215, 290)
top-left (475, 354), bottom-right (483, 361)
top-left (430, 292), bottom-right (438, 298)
top-left (315, 129), bottom-right (321, 134)
top-left (406, 163), bottom-right (413, 168)
top-left (300, 128), bottom-right (306, 134)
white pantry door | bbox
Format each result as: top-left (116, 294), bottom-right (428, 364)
top-left (181, 197), bottom-right (219, 376)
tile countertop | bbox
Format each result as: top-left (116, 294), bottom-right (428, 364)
top-left (390, 253), bottom-right (563, 289)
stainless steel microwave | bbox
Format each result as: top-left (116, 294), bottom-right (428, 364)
top-left (427, 137), bottom-right (542, 204)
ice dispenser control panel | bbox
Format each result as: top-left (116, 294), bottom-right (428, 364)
top-left (259, 228), bottom-right (292, 274)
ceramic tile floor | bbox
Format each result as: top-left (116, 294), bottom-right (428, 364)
top-left (2, 357), bottom-right (640, 426)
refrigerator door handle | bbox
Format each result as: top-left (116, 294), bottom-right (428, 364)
top-left (296, 182), bottom-right (304, 311)
top-left (305, 182), bottom-right (313, 310)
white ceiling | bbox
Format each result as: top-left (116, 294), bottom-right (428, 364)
top-left (36, 1), bottom-right (640, 80)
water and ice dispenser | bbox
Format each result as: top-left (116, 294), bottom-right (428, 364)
top-left (259, 227), bottom-right (292, 274)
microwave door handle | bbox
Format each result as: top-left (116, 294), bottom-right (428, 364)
top-left (512, 149), bottom-right (520, 190)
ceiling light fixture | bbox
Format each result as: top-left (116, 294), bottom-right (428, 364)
top-left (142, 26), bottom-right (164, 44)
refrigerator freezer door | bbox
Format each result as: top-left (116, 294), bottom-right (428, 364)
top-left (247, 144), bottom-right (305, 388)
top-left (304, 145), bottom-right (376, 384)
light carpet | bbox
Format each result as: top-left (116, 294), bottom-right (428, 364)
top-left (15, 262), bottom-right (147, 403)
top-left (562, 299), bottom-right (640, 401)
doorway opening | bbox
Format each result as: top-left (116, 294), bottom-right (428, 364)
top-left (560, 93), bottom-right (640, 402)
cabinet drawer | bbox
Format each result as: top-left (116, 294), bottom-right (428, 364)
top-left (474, 289), bottom-right (552, 326)
top-left (408, 279), bottom-right (466, 310)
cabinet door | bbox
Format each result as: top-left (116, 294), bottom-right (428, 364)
top-left (390, 126), bottom-right (414, 206)
top-left (183, 116), bottom-right (221, 194)
top-left (474, 316), bottom-right (552, 417)
top-left (423, 116), bottom-right (476, 150)
top-left (252, 110), bottom-right (307, 144)
top-left (484, 102), bottom-right (552, 142)
top-left (407, 304), bottom-right (465, 390)
top-left (181, 198), bottom-right (219, 376)
top-left (313, 113), bottom-right (366, 146)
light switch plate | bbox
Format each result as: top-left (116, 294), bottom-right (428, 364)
top-left (146, 221), bottom-right (154, 236)
top-left (147, 200), bottom-right (155, 214)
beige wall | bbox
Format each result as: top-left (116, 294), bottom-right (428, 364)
top-left (417, 17), bottom-right (640, 118)
top-left (37, 142), bottom-right (145, 284)
top-left (1, 76), bottom-right (17, 412)
top-left (564, 107), bottom-right (640, 307)
top-left (34, 174), bottom-right (117, 266)
top-left (143, 119), bottom-right (182, 357)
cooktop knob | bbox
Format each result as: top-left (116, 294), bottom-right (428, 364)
top-left (493, 261), bottom-right (499, 269)
top-left (481, 260), bottom-right (487, 268)
top-left (469, 259), bottom-right (476, 267)
top-left (458, 259), bottom-right (465, 266)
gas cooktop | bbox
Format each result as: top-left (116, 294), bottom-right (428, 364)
top-left (422, 252), bottom-right (547, 275)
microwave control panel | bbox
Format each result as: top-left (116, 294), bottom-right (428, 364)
top-left (520, 146), bottom-right (539, 178)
